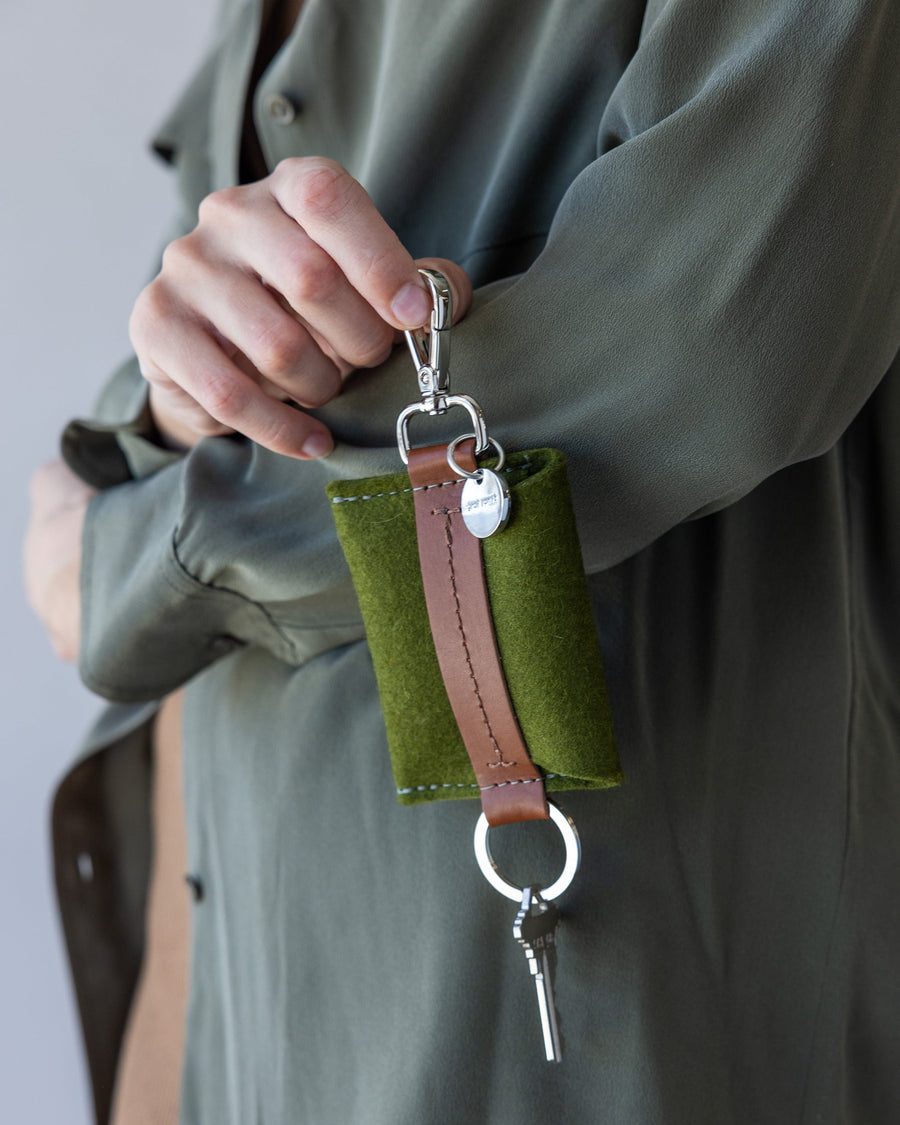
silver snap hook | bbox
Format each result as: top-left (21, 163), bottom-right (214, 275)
top-left (404, 268), bottom-right (452, 407)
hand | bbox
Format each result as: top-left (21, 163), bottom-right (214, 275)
top-left (23, 460), bottom-right (97, 662)
top-left (130, 157), bottom-right (472, 458)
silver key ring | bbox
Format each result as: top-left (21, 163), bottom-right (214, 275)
top-left (473, 802), bottom-right (581, 902)
top-left (446, 432), bottom-right (506, 479)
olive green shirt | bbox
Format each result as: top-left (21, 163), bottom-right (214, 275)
top-left (54, 0), bottom-right (900, 1122)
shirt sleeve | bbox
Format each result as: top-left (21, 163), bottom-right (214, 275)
top-left (68, 0), bottom-right (900, 701)
top-left (426, 0), bottom-right (900, 569)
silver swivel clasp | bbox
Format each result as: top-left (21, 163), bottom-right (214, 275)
top-left (396, 269), bottom-right (488, 464)
top-left (404, 268), bottom-right (453, 412)
top-left (396, 269), bottom-right (510, 538)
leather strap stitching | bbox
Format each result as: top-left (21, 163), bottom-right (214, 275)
top-left (408, 442), bottom-right (549, 825)
top-left (435, 508), bottom-right (516, 769)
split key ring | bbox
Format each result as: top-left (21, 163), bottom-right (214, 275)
top-left (473, 802), bottom-right (581, 902)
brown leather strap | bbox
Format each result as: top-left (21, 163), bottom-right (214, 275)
top-left (408, 442), bottom-right (548, 826)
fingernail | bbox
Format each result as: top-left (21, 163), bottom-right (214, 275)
top-left (301, 432), bottom-right (334, 459)
top-left (391, 283), bottom-right (432, 328)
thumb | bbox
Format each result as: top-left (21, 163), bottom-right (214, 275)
top-left (413, 258), bottom-right (473, 327)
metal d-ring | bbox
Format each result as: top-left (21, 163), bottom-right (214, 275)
top-left (446, 433), bottom-right (506, 479)
top-left (396, 394), bottom-right (488, 464)
top-left (473, 802), bottom-right (581, 902)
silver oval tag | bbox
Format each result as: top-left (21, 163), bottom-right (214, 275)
top-left (460, 468), bottom-right (511, 538)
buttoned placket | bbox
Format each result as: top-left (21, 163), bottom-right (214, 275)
top-left (252, 28), bottom-right (306, 173)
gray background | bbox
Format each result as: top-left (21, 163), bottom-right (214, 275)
top-left (1, 0), bottom-right (216, 1119)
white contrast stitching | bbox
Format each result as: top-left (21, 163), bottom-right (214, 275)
top-left (479, 775), bottom-right (543, 791)
top-left (331, 480), bottom-right (457, 503)
top-left (396, 773), bottom-right (560, 795)
top-left (330, 464), bottom-right (530, 504)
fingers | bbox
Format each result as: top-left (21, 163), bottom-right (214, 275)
top-left (207, 187), bottom-right (396, 370)
top-left (130, 158), bottom-right (474, 460)
top-left (134, 303), bottom-right (335, 459)
top-left (159, 230), bottom-right (344, 406)
top-left (146, 377), bottom-right (234, 452)
top-left (270, 158), bottom-right (434, 330)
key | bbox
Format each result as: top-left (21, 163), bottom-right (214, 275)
top-left (513, 886), bottom-right (563, 1062)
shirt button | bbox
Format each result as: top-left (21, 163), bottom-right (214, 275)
top-left (264, 93), bottom-right (297, 125)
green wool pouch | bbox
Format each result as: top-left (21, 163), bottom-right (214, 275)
top-left (326, 446), bottom-right (622, 806)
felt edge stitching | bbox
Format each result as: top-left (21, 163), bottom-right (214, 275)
top-left (330, 458), bottom-right (532, 504)
top-left (331, 480), bottom-right (457, 503)
top-left (397, 771), bottom-right (560, 795)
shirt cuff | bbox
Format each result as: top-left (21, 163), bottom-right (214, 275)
top-left (61, 361), bottom-right (183, 489)
top-left (78, 467), bottom-right (262, 702)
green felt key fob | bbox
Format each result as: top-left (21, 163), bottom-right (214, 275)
top-left (326, 446), bottom-right (622, 806)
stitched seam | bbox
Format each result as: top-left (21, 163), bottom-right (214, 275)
top-left (170, 529), bottom-right (300, 663)
top-left (397, 772), bottom-right (560, 795)
top-left (81, 560), bottom-right (240, 700)
top-left (331, 463), bottom-right (531, 504)
top-left (331, 480), bottom-right (460, 503)
top-left (479, 776), bottom-right (542, 791)
top-left (437, 509), bottom-right (514, 769)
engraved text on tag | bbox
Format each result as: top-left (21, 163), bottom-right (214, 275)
top-left (461, 469), bottom-right (511, 538)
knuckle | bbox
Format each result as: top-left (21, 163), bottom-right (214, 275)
top-left (139, 362), bottom-right (167, 389)
top-left (197, 185), bottom-right (243, 226)
top-left (270, 155), bottom-right (303, 184)
top-left (129, 280), bottom-right (169, 345)
top-left (253, 320), bottom-right (308, 376)
top-left (284, 246), bottom-right (341, 305)
top-left (307, 381), bottom-right (341, 410)
top-left (160, 232), bottom-right (204, 275)
top-left (200, 373), bottom-right (250, 423)
top-left (293, 158), bottom-right (356, 222)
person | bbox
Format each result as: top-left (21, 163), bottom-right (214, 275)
top-left (24, 0), bottom-right (900, 1122)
